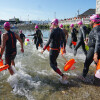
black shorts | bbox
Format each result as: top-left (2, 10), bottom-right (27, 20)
top-left (5, 54), bottom-right (16, 66)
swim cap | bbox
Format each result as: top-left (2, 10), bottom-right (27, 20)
top-left (35, 25), bottom-right (38, 29)
top-left (70, 24), bottom-right (74, 27)
top-left (90, 14), bottom-right (100, 22)
top-left (59, 24), bottom-right (63, 28)
top-left (4, 22), bottom-right (10, 28)
top-left (51, 19), bottom-right (59, 25)
top-left (77, 21), bottom-right (83, 25)
top-left (19, 30), bottom-right (22, 33)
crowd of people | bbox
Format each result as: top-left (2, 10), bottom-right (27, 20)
top-left (0, 14), bottom-right (100, 85)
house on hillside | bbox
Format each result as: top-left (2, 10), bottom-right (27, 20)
top-left (78, 9), bottom-right (96, 18)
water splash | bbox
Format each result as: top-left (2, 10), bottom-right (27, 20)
top-left (7, 64), bottom-right (41, 100)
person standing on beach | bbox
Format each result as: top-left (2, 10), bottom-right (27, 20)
top-left (0, 22), bottom-right (24, 75)
top-left (41, 19), bottom-right (67, 82)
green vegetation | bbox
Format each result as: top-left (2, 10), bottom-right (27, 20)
top-left (63, 24), bottom-right (92, 34)
top-left (18, 24), bottom-right (50, 30)
top-left (18, 23), bottom-right (92, 34)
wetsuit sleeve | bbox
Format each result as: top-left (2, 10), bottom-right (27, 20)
top-left (23, 34), bottom-right (25, 37)
top-left (72, 29), bottom-right (75, 38)
top-left (81, 26), bottom-right (86, 40)
top-left (94, 32), bottom-right (100, 53)
top-left (29, 33), bottom-right (36, 36)
top-left (43, 31), bottom-right (54, 50)
top-left (62, 30), bottom-right (66, 49)
top-left (36, 30), bottom-right (38, 37)
top-left (15, 33), bottom-right (24, 50)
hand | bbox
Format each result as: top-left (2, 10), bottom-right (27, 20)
top-left (21, 48), bottom-right (24, 53)
top-left (85, 41), bottom-right (88, 45)
top-left (94, 53), bottom-right (98, 63)
top-left (41, 50), bottom-right (44, 54)
top-left (63, 49), bottom-right (66, 54)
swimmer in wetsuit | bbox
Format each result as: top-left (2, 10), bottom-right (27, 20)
top-left (69, 24), bottom-right (77, 48)
top-left (0, 22), bottom-right (24, 75)
top-left (79, 14), bottom-right (100, 82)
top-left (74, 21), bottom-right (87, 56)
top-left (35, 25), bottom-right (43, 50)
top-left (41, 19), bottom-right (67, 81)
top-left (19, 30), bottom-right (25, 43)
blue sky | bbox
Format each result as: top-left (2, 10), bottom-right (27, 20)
top-left (0, 0), bottom-right (96, 21)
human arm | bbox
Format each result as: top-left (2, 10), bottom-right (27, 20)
top-left (28, 33), bottom-right (36, 36)
top-left (15, 33), bottom-right (24, 53)
top-left (63, 29), bottom-right (68, 42)
top-left (0, 33), bottom-right (8, 59)
top-left (61, 30), bottom-right (66, 53)
top-left (81, 26), bottom-right (86, 41)
top-left (41, 30), bottom-right (53, 53)
top-left (94, 32), bottom-right (100, 63)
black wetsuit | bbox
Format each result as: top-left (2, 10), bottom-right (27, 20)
top-left (33, 33), bottom-right (37, 44)
top-left (5, 30), bottom-right (17, 66)
top-left (20, 33), bottom-right (25, 43)
top-left (82, 25), bottom-right (100, 78)
top-left (74, 25), bottom-right (87, 55)
top-left (29, 33), bottom-right (37, 44)
top-left (36, 29), bottom-right (43, 49)
top-left (43, 27), bottom-right (66, 76)
top-left (70, 28), bottom-right (77, 48)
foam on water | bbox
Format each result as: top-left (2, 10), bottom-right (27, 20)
top-left (36, 70), bottom-right (53, 76)
top-left (7, 63), bottom-right (41, 100)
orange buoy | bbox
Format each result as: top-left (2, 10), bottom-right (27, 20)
top-left (0, 59), bottom-right (3, 66)
top-left (0, 59), bottom-right (9, 72)
top-left (96, 60), bottom-right (100, 70)
top-left (0, 64), bottom-right (9, 72)
top-left (72, 41), bottom-right (77, 46)
top-left (64, 59), bottom-right (75, 71)
top-left (47, 46), bottom-right (50, 51)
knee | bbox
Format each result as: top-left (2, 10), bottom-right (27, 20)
top-left (50, 63), bottom-right (57, 71)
